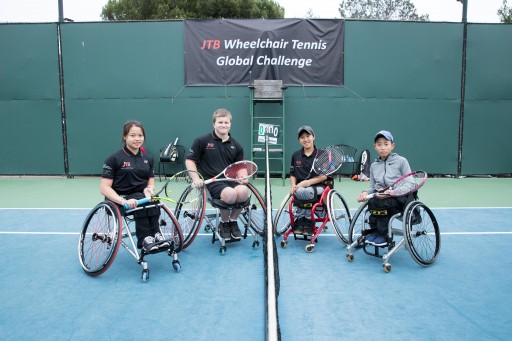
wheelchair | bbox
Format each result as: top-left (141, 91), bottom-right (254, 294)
top-left (172, 184), bottom-right (206, 250)
top-left (273, 186), bottom-right (351, 253)
top-left (346, 195), bottom-right (441, 272)
top-left (78, 200), bottom-right (184, 282)
top-left (203, 182), bottom-right (266, 255)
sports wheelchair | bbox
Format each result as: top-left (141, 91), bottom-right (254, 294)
top-left (78, 200), bottom-right (184, 282)
top-left (203, 182), bottom-right (266, 255)
top-left (172, 184), bottom-right (206, 250)
top-left (346, 195), bottom-right (441, 272)
top-left (273, 186), bottom-right (351, 253)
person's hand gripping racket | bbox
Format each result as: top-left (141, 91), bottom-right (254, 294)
top-left (358, 170), bottom-right (427, 202)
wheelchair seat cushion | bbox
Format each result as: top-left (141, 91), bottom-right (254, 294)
top-left (209, 197), bottom-right (250, 209)
top-left (293, 197), bottom-right (319, 209)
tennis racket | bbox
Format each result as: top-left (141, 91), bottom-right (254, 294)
top-left (125, 170), bottom-right (204, 209)
top-left (366, 170), bottom-right (428, 199)
top-left (170, 137), bottom-right (179, 162)
top-left (305, 145), bottom-right (344, 180)
top-left (203, 160), bottom-right (258, 185)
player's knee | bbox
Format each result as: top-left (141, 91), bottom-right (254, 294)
top-left (235, 185), bottom-right (249, 200)
top-left (220, 187), bottom-right (237, 203)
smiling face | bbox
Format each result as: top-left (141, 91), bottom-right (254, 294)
top-left (123, 125), bottom-right (144, 154)
top-left (213, 115), bottom-right (231, 138)
top-left (374, 136), bottom-right (395, 160)
top-left (298, 132), bottom-right (315, 152)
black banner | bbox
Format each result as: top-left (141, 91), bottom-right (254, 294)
top-left (184, 19), bottom-right (344, 86)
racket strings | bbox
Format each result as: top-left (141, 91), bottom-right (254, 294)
top-left (160, 171), bottom-right (199, 203)
top-left (312, 146), bottom-right (344, 175)
top-left (224, 162), bottom-right (258, 180)
top-left (391, 172), bottom-right (427, 196)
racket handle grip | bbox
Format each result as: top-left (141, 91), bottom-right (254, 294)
top-left (124, 197), bottom-right (150, 210)
top-left (366, 193), bottom-right (376, 199)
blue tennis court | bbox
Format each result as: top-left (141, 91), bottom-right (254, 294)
top-left (1, 203), bottom-right (511, 340)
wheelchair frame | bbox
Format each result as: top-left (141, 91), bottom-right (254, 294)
top-left (346, 199), bottom-right (441, 272)
top-left (273, 186), bottom-right (352, 253)
top-left (172, 184), bottom-right (207, 250)
top-left (78, 200), bottom-right (184, 282)
top-left (203, 182), bottom-right (266, 255)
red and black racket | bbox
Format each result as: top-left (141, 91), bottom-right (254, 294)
top-left (204, 160), bottom-right (258, 185)
top-left (305, 145), bottom-right (344, 179)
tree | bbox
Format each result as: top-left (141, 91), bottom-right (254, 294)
top-left (305, 8), bottom-right (319, 19)
top-left (101, 0), bottom-right (284, 20)
top-left (338, 0), bottom-right (429, 21)
top-left (498, 0), bottom-right (512, 23)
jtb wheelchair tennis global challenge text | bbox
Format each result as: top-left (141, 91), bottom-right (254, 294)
top-left (201, 38), bottom-right (328, 69)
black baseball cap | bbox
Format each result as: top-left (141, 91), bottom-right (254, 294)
top-left (297, 125), bottom-right (314, 138)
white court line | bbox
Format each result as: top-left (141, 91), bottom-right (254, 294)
top-left (0, 207), bottom-right (512, 210)
top-left (2, 231), bottom-right (512, 236)
top-left (0, 231), bottom-right (79, 235)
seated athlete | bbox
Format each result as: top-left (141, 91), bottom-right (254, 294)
top-left (357, 130), bottom-right (413, 246)
top-left (289, 125), bottom-right (333, 235)
top-left (100, 120), bottom-right (169, 253)
top-left (185, 108), bottom-right (249, 241)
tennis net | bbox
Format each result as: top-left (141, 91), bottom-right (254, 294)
top-left (263, 136), bottom-right (281, 341)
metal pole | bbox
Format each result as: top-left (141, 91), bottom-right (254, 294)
top-left (58, 0), bottom-right (64, 23)
top-left (456, 0), bottom-right (468, 177)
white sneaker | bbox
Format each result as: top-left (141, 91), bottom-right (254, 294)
top-left (154, 232), bottom-right (171, 249)
top-left (142, 236), bottom-right (158, 252)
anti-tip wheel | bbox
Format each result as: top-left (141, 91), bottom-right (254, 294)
top-left (280, 241), bottom-right (287, 249)
top-left (172, 260), bottom-right (181, 272)
top-left (347, 254), bottom-right (354, 262)
top-left (141, 269), bottom-right (150, 282)
top-left (383, 263), bottom-right (392, 273)
top-left (252, 241), bottom-right (260, 249)
top-left (219, 246), bottom-right (227, 255)
top-left (305, 244), bottom-right (315, 253)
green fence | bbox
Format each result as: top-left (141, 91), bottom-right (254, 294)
top-left (0, 20), bottom-right (511, 176)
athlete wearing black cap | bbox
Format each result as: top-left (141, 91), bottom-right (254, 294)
top-left (289, 125), bottom-right (333, 235)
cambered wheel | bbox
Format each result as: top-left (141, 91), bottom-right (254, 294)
top-left (174, 185), bottom-right (206, 249)
top-left (159, 205), bottom-right (184, 253)
top-left (403, 202), bottom-right (441, 267)
top-left (348, 202), bottom-right (370, 246)
top-left (274, 194), bottom-right (293, 236)
top-left (78, 201), bottom-right (122, 277)
top-left (327, 190), bottom-right (352, 245)
top-left (238, 183), bottom-right (266, 237)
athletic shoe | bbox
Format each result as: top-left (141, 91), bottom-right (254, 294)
top-left (230, 221), bottom-right (242, 240)
top-left (293, 224), bottom-right (304, 235)
top-left (293, 218), bottom-right (305, 235)
top-left (219, 222), bottom-right (231, 241)
top-left (142, 236), bottom-right (158, 252)
top-left (303, 225), bottom-right (314, 235)
top-left (154, 232), bottom-right (171, 249)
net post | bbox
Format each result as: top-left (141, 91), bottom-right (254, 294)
top-left (264, 135), bottom-right (280, 341)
